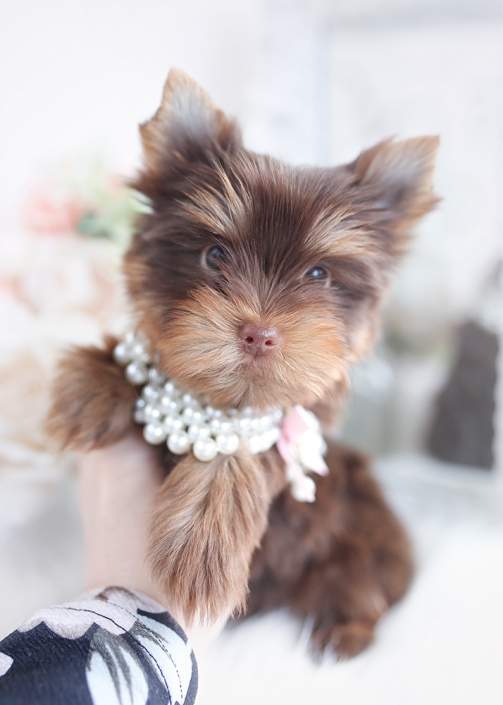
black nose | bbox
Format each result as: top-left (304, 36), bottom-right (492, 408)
top-left (238, 323), bottom-right (281, 357)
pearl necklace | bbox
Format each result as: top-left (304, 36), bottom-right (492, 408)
top-left (113, 332), bottom-right (329, 501)
top-left (113, 333), bottom-right (283, 462)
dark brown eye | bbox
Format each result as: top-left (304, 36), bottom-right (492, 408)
top-left (203, 245), bottom-right (228, 270)
top-left (304, 265), bottom-right (329, 283)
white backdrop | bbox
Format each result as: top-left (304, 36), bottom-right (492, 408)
top-left (0, 3), bottom-right (502, 703)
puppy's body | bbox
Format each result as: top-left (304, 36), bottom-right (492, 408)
top-left (47, 69), bottom-right (437, 657)
top-left (248, 444), bottom-right (412, 657)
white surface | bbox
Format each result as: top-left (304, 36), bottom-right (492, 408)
top-left (198, 525), bottom-right (503, 705)
top-left (196, 457), bottom-right (503, 705)
top-left (1, 455), bottom-right (502, 704)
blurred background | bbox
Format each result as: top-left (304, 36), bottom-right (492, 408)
top-left (0, 1), bottom-right (502, 704)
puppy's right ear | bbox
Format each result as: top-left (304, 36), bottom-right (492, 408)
top-left (139, 68), bottom-right (241, 178)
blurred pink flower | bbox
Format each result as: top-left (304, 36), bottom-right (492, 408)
top-left (23, 185), bottom-right (83, 235)
top-left (0, 153), bottom-right (137, 527)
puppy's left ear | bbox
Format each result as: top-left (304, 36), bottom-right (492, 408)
top-left (139, 68), bottom-right (241, 179)
top-left (350, 136), bottom-right (440, 237)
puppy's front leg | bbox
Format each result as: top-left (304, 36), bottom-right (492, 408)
top-left (149, 448), bottom-right (286, 624)
top-left (46, 336), bottom-right (138, 450)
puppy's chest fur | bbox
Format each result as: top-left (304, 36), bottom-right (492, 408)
top-left (46, 68), bottom-right (438, 658)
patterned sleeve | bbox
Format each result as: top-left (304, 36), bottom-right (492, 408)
top-left (0, 586), bottom-right (198, 705)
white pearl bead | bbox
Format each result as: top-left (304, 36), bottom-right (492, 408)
top-left (125, 361), bottom-right (149, 385)
top-left (219, 419), bottom-right (232, 433)
top-left (163, 398), bottom-right (182, 414)
top-left (188, 423), bottom-right (211, 440)
top-left (149, 368), bottom-right (165, 385)
top-left (182, 392), bottom-right (194, 406)
top-left (210, 418), bottom-right (222, 432)
top-left (131, 342), bottom-right (146, 359)
top-left (144, 404), bottom-right (162, 423)
top-left (113, 342), bottom-right (132, 365)
top-left (193, 438), bottom-right (218, 462)
top-left (247, 435), bottom-right (263, 454)
top-left (134, 412), bottom-right (145, 423)
top-left (142, 385), bottom-right (160, 403)
top-left (238, 417), bottom-right (251, 431)
top-left (187, 422), bottom-right (201, 440)
top-left (158, 395), bottom-right (171, 411)
top-left (168, 431), bottom-right (190, 455)
top-left (216, 432), bottom-right (240, 455)
top-left (163, 381), bottom-right (180, 398)
top-left (259, 434), bottom-right (271, 452)
top-left (171, 416), bottom-right (185, 431)
top-left (264, 427), bottom-right (280, 448)
top-left (242, 406), bottom-right (253, 417)
top-left (133, 399), bottom-right (146, 423)
top-left (143, 423), bottom-right (167, 445)
top-left (205, 405), bottom-right (215, 417)
top-left (182, 407), bottom-right (196, 422)
top-left (259, 414), bottom-right (272, 430)
top-left (163, 415), bottom-right (175, 431)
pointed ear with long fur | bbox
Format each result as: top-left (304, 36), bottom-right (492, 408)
top-left (350, 136), bottom-right (440, 233)
top-left (308, 137), bottom-right (440, 433)
top-left (138, 68), bottom-right (241, 184)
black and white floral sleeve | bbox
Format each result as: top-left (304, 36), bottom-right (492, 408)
top-left (0, 587), bottom-right (198, 705)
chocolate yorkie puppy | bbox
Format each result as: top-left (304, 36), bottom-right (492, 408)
top-left (47, 69), bottom-right (438, 658)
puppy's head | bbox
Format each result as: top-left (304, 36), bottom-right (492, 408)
top-left (126, 69), bottom-right (438, 413)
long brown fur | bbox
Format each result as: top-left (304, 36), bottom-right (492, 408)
top-left (46, 336), bottom-right (137, 450)
top-left (47, 67), bottom-right (438, 655)
top-left (149, 448), bottom-right (286, 624)
top-left (247, 442), bottom-right (413, 658)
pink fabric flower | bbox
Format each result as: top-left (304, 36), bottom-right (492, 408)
top-left (277, 405), bottom-right (328, 502)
